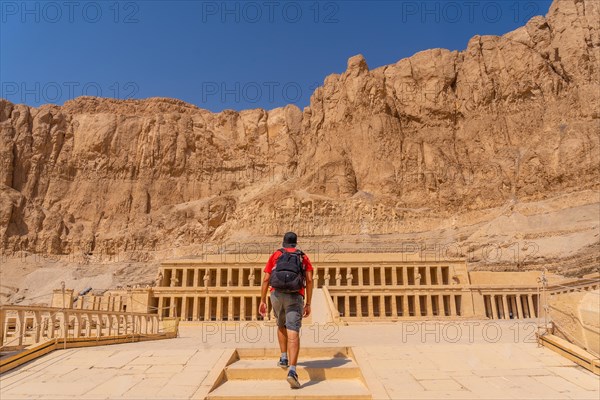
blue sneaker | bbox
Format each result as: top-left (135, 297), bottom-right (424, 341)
top-left (277, 357), bottom-right (288, 368)
top-left (287, 369), bottom-right (301, 389)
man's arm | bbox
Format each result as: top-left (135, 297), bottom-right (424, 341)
top-left (303, 270), bottom-right (313, 317)
top-left (259, 272), bottom-right (270, 317)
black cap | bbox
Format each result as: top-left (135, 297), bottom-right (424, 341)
top-left (282, 232), bottom-right (298, 247)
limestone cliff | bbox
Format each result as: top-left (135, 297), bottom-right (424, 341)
top-left (0, 0), bottom-right (598, 275)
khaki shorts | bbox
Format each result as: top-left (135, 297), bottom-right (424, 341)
top-left (270, 290), bottom-right (304, 332)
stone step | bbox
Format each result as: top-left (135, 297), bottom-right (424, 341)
top-left (207, 379), bottom-right (371, 400)
top-left (224, 357), bottom-right (361, 380)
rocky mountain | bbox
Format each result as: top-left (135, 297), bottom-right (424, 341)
top-left (0, 0), bottom-right (598, 278)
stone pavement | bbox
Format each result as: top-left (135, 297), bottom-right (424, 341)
top-left (1, 320), bottom-right (598, 399)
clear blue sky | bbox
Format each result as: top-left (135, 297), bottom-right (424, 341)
top-left (1, 0), bottom-right (552, 112)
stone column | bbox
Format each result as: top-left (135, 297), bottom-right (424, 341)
top-left (516, 295), bottom-right (523, 319)
top-left (227, 268), bottom-right (232, 287)
top-left (502, 295), bottom-right (510, 319)
top-left (358, 267), bottom-right (364, 286)
top-left (181, 297), bottom-right (188, 321)
top-left (108, 315), bottom-right (121, 336)
top-left (528, 294), bottom-right (535, 317)
top-left (73, 314), bottom-right (81, 338)
top-left (193, 297), bottom-right (200, 321)
top-left (228, 296), bottom-right (234, 321)
top-left (252, 297), bottom-right (258, 321)
top-left (425, 295), bottom-right (432, 316)
top-left (33, 312), bottom-right (42, 343)
top-left (16, 311), bottom-right (25, 346)
top-left (367, 296), bottom-right (374, 317)
top-left (240, 296), bottom-right (246, 321)
top-left (346, 268), bottom-right (353, 287)
top-left (106, 315), bottom-right (112, 336)
top-left (391, 267), bottom-right (398, 286)
top-left (491, 296), bottom-right (498, 319)
top-left (391, 296), bottom-right (398, 317)
top-left (183, 269), bottom-right (188, 287)
top-left (204, 297), bottom-right (211, 322)
top-left (335, 268), bottom-right (342, 287)
top-left (450, 295), bottom-right (457, 316)
top-left (157, 296), bottom-right (164, 319)
top-left (86, 314), bottom-right (92, 337)
top-left (380, 267), bottom-right (386, 285)
top-left (402, 268), bottom-right (408, 286)
top-left (437, 268), bottom-right (443, 286)
top-left (403, 296), bottom-right (410, 317)
top-left (169, 297), bottom-right (176, 318)
top-left (48, 314), bottom-right (56, 339)
top-left (216, 297), bottom-right (223, 321)
top-left (95, 315), bottom-right (101, 338)
top-left (415, 294), bottom-right (427, 317)
top-left (380, 295), bottom-right (386, 317)
top-left (369, 266), bottom-right (374, 286)
top-left (345, 296), bottom-right (350, 318)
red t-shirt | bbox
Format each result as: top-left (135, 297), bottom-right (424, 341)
top-left (264, 248), bottom-right (313, 297)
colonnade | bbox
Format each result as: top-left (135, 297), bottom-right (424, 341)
top-left (157, 294), bottom-right (268, 321)
top-left (316, 265), bottom-right (456, 287)
top-left (160, 267), bottom-right (263, 288)
top-left (330, 293), bottom-right (463, 318)
top-left (158, 264), bottom-right (460, 289)
top-left (482, 293), bottom-right (538, 319)
top-left (0, 306), bottom-right (160, 348)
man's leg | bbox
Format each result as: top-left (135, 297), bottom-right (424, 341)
top-left (287, 329), bottom-right (300, 366)
top-left (285, 293), bottom-right (303, 389)
top-left (277, 325), bottom-right (288, 353)
top-left (271, 291), bottom-right (288, 367)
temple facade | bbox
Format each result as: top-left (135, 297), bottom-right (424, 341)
top-left (55, 253), bottom-right (599, 323)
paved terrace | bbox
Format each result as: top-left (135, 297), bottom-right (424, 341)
top-left (1, 320), bottom-right (598, 399)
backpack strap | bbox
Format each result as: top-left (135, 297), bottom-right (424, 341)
top-left (294, 249), bottom-right (306, 273)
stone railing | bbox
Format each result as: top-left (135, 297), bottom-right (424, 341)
top-left (0, 305), bottom-right (160, 350)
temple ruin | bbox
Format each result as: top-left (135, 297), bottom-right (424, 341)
top-left (53, 253), bottom-right (599, 324)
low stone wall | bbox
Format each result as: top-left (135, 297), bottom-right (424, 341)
top-left (549, 289), bottom-right (600, 356)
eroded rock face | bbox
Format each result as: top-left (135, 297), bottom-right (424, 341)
top-left (0, 0), bottom-right (598, 272)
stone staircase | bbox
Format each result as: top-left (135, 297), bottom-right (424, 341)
top-left (206, 347), bottom-right (371, 400)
